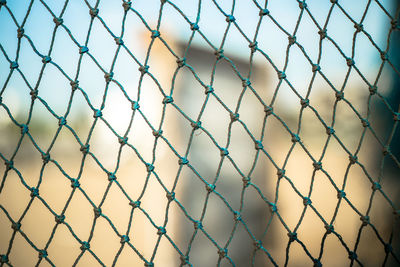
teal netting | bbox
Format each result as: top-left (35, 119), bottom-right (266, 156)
top-left (0, 0), bottom-right (400, 266)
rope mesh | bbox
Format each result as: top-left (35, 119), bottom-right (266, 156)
top-left (0, 0), bottom-right (399, 266)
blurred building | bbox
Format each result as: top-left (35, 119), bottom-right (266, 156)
top-left (172, 41), bottom-right (271, 266)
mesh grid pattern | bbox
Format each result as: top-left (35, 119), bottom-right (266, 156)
top-left (0, 0), bottom-right (399, 266)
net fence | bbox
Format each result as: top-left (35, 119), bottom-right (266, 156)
top-left (0, 0), bottom-right (399, 266)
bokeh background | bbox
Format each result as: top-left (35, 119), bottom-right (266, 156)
top-left (0, 0), bottom-right (399, 266)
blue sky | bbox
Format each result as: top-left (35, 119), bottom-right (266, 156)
top-left (0, 0), bottom-right (395, 120)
